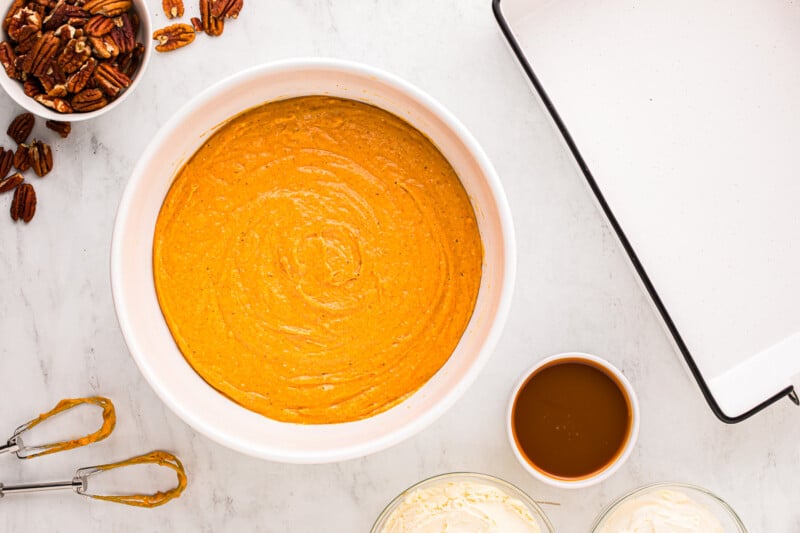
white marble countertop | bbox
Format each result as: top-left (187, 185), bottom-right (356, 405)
top-left (1, 1), bottom-right (798, 531)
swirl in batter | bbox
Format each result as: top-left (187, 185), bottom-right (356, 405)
top-left (153, 96), bottom-right (482, 424)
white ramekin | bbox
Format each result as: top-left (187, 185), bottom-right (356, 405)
top-left (111, 58), bottom-right (516, 463)
top-left (507, 352), bottom-right (640, 489)
top-left (0, 0), bottom-right (152, 121)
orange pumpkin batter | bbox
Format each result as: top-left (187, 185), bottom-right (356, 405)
top-left (153, 96), bottom-right (482, 424)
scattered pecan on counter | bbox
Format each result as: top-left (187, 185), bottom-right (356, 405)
top-left (153, 0), bottom-right (244, 52)
top-left (0, 171), bottom-right (23, 193)
top-left (0, 146), bottom-right (13, 177)
top-left (7, 112), bottom-right (33, 144)
top-left (10, 181), bottom-right (35, 222)
top-left (13, 143), bottom-right (30, 171)
top-left (211, 0), bottom-right (242, 19)
top-left (0, 0), bottom-right (145, 114)
top-left (153, 23), bottom-right (195, 52)
top-left (29, 139), bottom-right (53, 177)
top-left (2, 112), bottom-right (67, 223)
top-left (45, 120), bottom-right (71, 138)
top-left (199, 0), bottom-right (223, 37)
top-left (163, 0), bottom-right (185, 20)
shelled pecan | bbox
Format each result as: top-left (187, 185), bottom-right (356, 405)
top-left (23, 79), bottom-right (42, 97)
top-left (0, 41), bottom-right (16, 78)
top-left (29, 139), bottom-right (53, 177)
top-left (89, 34), bottom-right (119, 58)
top-left (34, 94), bottom-right (72, 113)
top-left (0, 148), bottom-right (13, 178)
top-left (1, 0), bottom-right (144, 114)
top-left (22, 32), bottom-right (60, 77)
top-left (0, 172), bottom-right (23, 193)
top-left (200, 0), bottom-right (223, 37)
top-left (153, 23), bottom-right (195, 52)
top-left (211, 0), bottom-right (242, 19)
top-left (43, 3), bottom-right (88, 32)
top-left (85, 14), bottom-right (114, 36)
top-left (163, 0), bottom-right (185, 19)
top-left (45, 120), bottom-right (71, 138)
top-left (57, 37), bottom-right (92, 73)
top-left (110, 13), bottom-right (135, 54)
top-left (70, 87), bottom-right (107, 111)
top-left (3, 0), bottom-right (25, 32)
top-left (93, 62), bottom-right (130, 98)
top-left (65, 57), bottom-right (96, 93)
top-left (10, 182), bottom-right (36, 222)
top-left (13, 144), bottom-right (31, 171)
top-left (83, 0), bottom-right (132, 18)
top-left (117, 43), bottom-right (142, 78)
top-left (7, 112), bottom-right (34, 144)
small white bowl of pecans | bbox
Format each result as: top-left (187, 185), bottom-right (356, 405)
top-left (0, 0), bottom-right (152, 122)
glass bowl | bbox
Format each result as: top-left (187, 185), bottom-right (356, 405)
top-left (591, 482), bottom-right (747, 532)
top-left (371, 472), bottom-right (555, 532)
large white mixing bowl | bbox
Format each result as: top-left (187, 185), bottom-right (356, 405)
top-left (111, 58), bottom-right (516, 463)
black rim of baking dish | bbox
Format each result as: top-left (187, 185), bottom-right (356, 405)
top-left (491, 0), bottom-right (796, 423)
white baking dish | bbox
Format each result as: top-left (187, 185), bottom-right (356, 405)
top-left (111, 58), bottom-right (516, 462)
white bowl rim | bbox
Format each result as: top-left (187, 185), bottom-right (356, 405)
top-left (110, 57), bottom-right (517, 462)
top-left (0, 0), bottom-right (153, 122)
top-left (506, 352), bottom-right (641, 488)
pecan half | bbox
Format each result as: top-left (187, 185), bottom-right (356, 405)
top-left (7, 112), bottom-right (35, 144)
top-left (117, 42), bottom-right (142, 78)
top-left (71, 87), bottom-right (107, 111)
top-left (43, 2), bottom-right (88, 32)
top-left (10, 182), bottom-right (36, 222)
top-left (83, 0), bottom-right (132, 18)
top-left (23, 78), bottom-right (42, 97)
top-left (54, 23), bottom-right (78, 43)
top-left (93, 61), bottom-right (129, 97)
top-left (211, 0), bottom-right (242, 19)
top-left (45, 119), bottom-right (71, 137)
top-left (7, 8), bottom-right (42, 41)
top-left (162, 0), bottom-right (184, 19)
top-left (14, 144), bottom-right (31, 171)
top-left (0, 148), bottom-right (13, 178)
top-left (109, 13), bottom-right (134, 55)
top-left (22, 31), bottom-right (60, 76)
top-left (3, 0), bottom-right (26, 33)
top-left (15, 30), bottom-right (42, 55)
top-left (0, 172), bottom-right (23, 193)
top-left (84, 14), bottom-right (114, 36)
top-left (45, 82), bottom-right (68, 97)
top-left (57, 37), bottom-right (91, 73)
top-left (153, 23), bottom-right (195, 52)
top-left (200, 0), bottom-right (223, 37)
top-left (39, 62), bottom-right (68, 96)
top-left (89, 34), bottom-right (119, 58)
top-left (0, 41), bottom-right (18, 78)
top-left (29, 139), bottom-right (53, 177)
top-left (65, 56), bottom-right (96, 92)
top-left (34, 93), bottom-right (73, 113)
top-left (25, 4), bottom-right (46, 20)
top-left (130, 11), bottom-right (140, 35)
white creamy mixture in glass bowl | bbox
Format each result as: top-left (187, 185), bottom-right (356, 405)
top-left (592, 482), bottom-right (747, 533)
top-left (371, 473), bottom-right (553, 533)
